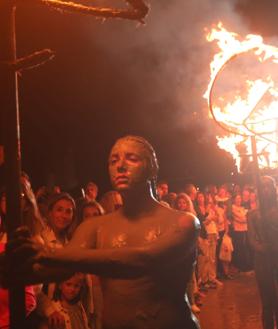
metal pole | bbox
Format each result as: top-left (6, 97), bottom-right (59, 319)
top-left (251, 136), bottom-right (265, 215)
top-left (0, 1), bottom-right (26, 329)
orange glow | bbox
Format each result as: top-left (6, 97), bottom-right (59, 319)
top-left (204, 23), bottom-right (278, 171)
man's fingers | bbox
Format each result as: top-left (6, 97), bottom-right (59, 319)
top-left (13, 226), bottom-right (31, 239)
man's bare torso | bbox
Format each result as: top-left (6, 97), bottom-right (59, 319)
top-left (75, 203), bottom-right (199, 329)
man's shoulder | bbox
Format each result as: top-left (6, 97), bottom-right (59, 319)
top-left (158, 206), bottom-right (199, 231)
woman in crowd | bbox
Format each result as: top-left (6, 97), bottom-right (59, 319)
top-left (215, 187), bottom-right (229, 279)
top-left (174, 193), bottom-right (201, 314)
top-left (203, 193), bottom-right (219, 288)
top-left (37, 193), bottom-right (93, 326)
top-left (231, 194), bottom-right (252, 272)
top-left (195, 192), bottom-right (209, 290)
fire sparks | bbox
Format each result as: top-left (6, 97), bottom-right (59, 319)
top-left (204, 23), bottom-right (278, 171)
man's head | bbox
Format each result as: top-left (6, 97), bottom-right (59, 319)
top-left (85, 182), bottom-right (98, 201)
top-left (261, 176), bottom-right (277, 203)
top-left (157, 180), bottom-right (169, 199)
top-left (184, 183), bottom-right (197, 201)
top-left (109, 135), bottom-right (159, 192)
top-left (242, 189), bottom-right (250, 203)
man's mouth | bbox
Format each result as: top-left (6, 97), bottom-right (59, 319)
top-left (115, 176), bottom-right (129, 183)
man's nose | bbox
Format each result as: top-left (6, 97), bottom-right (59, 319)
top-left (117, 158), bottom-right (127, 172)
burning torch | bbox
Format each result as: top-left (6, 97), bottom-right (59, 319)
top-left (204, 22), bottom-right (278, 227)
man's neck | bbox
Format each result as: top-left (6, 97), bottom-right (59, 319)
top-left (120, 184), bottom-right (158, 219)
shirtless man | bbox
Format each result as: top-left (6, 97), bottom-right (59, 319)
top-left (6, 135), bottom-right (200, 329)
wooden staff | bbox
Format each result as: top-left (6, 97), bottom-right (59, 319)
top-left (0, 2), bottom-right (26, 329)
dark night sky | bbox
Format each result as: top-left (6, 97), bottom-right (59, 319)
top-left (2, 0), bottom-right (277, 195)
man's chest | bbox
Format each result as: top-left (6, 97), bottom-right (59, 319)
top-left (95, 219), bottom-right (170, 249)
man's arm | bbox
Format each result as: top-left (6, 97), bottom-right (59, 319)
top-left (39, 213), bottom-right (199, 279)
top-left (7, 213), bottom-right (199, 284)
top-left (4, 218), bottom-right (99, 286)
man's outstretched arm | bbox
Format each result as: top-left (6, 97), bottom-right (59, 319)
top-left (5, 213), bottom-right (199, 284)
top-left (39, 213), bottom-right (199, 279)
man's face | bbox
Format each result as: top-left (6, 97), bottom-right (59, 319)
top-left (109, 140), bottom-right (150, 191)
top-left (86, 185), bottom-right (98, 200)
top-left (157, 184), bottom-right (168, 198)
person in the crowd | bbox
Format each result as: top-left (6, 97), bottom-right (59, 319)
top-left (156, 180), bottom-right (169, 201)
top-left (174, 193), bottom-right (195, 213)
top-left (80, 201), bottom-right (103, 221)
top-left (219, 228), bottom-right (234, 280)
top-left (249, 190), bottom-right (258, 210)
top-left (195, 192), bottom-right (209, 291)
top-left (40, 273), bottom-right (92, 329)
top-left (36, 193), bottom-right (95, 329)
top-left (36, 185), bottom-right (62, 220)
top-left (99, 190), bottom-right (122, 214)
top-left (242, 188), bottom-right (251, 210)
top-left (76, 182), bottom-right (104, 218)
top-left (5, 135), bottom-right (200, 329)
top-left (215, 188), bottom-right (229, 279)
top-left (248, 176), bottom-right (278, 329)
top-left (162, 192), bottom-right (177, 208)
top-left (184, 184), bottom-right (198, 211)
top-left (204, 185), bottom-right (218, 202)
top-left (174, 193), bottom-right (201, 314)
top-left (203, 193), bottom-right (220, 288)
top-left (231, 194), bottom-right (252, 272)
top-left (84, 182), bottom-right (99, 203)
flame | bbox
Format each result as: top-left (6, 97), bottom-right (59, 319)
top-left (204, 23), bottom-right (278, 171)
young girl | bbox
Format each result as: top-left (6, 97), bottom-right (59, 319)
top-left (52, 273), bottom-right (91, 329)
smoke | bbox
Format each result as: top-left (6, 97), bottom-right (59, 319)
top-left (17, 0), bottom-right (278, 187)
top-left (84, 0), bottom-right (250, 138)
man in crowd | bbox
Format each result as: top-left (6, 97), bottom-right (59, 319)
top-left (248, 176), bottom-right (278, 329)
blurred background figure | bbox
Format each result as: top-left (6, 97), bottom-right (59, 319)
top-left (174, 193), bottom-right (201, 314)
top-left (99, 190), bottom-right (123, 214)
top-left (156, 180), bottom-right (171, 207)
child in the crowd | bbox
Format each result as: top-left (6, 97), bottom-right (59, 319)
top-left (48, 273), bottom-right (92, 329)
top-left (219, 230), bottom-right (234, 279)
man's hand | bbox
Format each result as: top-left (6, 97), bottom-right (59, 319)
top-left (5, 226), bottom-right (45, 285)
top-left (48, 311), bottom-right (65, 329)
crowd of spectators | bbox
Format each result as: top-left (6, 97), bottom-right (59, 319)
top-left (0, 173), bottom-right (261, 328)
top-left (157, 180), bottom-right (257, 314)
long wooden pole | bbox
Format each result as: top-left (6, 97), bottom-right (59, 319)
top-left (0, 1), bottom-right (26, 329)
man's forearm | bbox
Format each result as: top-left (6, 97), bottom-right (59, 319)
top-left (41, 246), bottom-right (148, 279)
